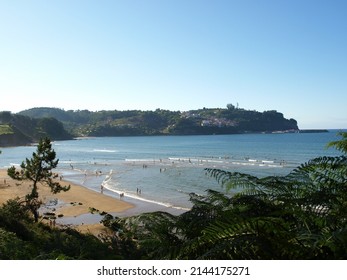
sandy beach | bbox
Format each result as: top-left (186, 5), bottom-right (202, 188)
top-left (0, 169), bottom-right (134, 234)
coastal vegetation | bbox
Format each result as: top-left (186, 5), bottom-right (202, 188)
top-left (0, 111), bottom-right (72, 147)
top-left (18, 105), bottom-right (298, 138)
top-left (0, 133), bottom-right (346, 259)
top-left (0, 200), bottom-right (120, 259)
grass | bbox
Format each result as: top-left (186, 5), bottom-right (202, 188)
top-left (0, 124), bottom-right (14, 135)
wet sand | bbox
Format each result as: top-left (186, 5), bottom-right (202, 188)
top-left (0, 166), bottom-right (188, 236)
top-left (0, 169), bottom-right (134, 234)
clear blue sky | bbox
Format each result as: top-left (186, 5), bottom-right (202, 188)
top-left (0, 0), bottom-right (346, 129)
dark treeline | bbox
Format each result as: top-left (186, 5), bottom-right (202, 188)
top-left (18, 105), bottom-right (298, 137)
top-left (0, 111), bottom-right (72, 147)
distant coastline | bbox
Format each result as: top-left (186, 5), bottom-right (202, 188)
top-left (1, 107), bottom-right (338, 148)
top-left (298, 129), bottom-right (329, 133)
top-left (12, 105), bottom-right (299, 137)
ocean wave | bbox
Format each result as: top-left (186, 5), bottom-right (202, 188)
top-left (169, 156), bottom-right (283, 167)
top-left (59, 160), bottom-right (90, 164)
top-left (121, 156), bottom-right (288, 170)
top-left (125, 158), bottom-right (162, 162)
top-left (101, 177), bottom-right (190, 211)
top-left (93, 149), bottom-right (118, 153)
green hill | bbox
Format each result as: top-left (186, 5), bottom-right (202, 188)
top-left (0, 111), bottom-right (73, 147)
top-left (19, 105), bottom-right (299, 137)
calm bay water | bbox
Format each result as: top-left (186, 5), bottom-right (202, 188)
top-left (0, 131), bottom-right (344, 214)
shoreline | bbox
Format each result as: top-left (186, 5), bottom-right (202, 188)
top-left (0, 168), bottom-right (187, 234)
top-left (0, 169), bottom-right (134, 234)
top-left (58, 167), bottom-right (190, 217)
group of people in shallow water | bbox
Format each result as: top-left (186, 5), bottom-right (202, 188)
top-left (119, 188), bottom-right (142, 200)
top-left (99, 184), bottom-right (142, 200)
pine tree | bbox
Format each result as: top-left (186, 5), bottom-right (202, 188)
top-left (7, 137), bottom-right (70, 222)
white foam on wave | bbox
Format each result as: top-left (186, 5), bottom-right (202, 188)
top-left (60, 160), bottom-right (89, 164)
top-left (166, 156), bottom-right (286, 169)
top-left (101, 176), bottom-right (190, 211)
top-left (262, 160), bottom-right (274, 164)
top-left (125, 158), bottom-right (159, 162)
top-left (93, 149), bottom-right (118, 153)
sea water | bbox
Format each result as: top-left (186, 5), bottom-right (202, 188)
top-left (0, 131), bottom-right (344, 215)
